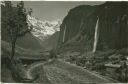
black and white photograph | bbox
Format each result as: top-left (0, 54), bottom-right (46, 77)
top-left (1, 1), bottom-right (128, 83)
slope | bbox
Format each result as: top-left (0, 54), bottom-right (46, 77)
top-left (41, 31), bottom-right (60, 50)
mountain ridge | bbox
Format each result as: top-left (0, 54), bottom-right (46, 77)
top-left (27, 15), bottom-right (61, 41)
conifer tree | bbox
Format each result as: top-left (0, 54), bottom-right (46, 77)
top-left (1, 1), bottom-right (33, 60)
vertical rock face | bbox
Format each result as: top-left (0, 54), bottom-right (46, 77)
top-left (58, 2), bottom-right (128, 53)
top-left (59, 5), bottom-right (96, 45)
top-left (58, 5), bottom-right (97, 53)
top-left (97, 2), bottom-right (128, 50)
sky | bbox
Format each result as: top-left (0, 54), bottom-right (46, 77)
top-left (24, 1), bottom-right (104, 21)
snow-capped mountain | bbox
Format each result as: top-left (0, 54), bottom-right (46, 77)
top-left (27, 15), bottom-right (61, 41)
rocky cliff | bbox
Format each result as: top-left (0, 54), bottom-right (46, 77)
top-left (58, 2), bottom-right (128, 54)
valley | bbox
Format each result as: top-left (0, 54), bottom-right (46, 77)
top-left (1, 1), bottom-right (128, 83)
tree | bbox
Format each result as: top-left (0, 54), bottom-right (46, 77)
top-left (1, 1), bottom-right (36, 82)
top-left (2, 1), bottom-right (33, 60)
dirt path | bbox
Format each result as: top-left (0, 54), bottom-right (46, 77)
top-left (44, 59), bottom-right (117, 84)
top-left (26, 59), bottom-right (117, 83)
top-left (26, 59), bottom-right (53, 79)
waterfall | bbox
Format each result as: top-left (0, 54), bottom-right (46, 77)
top-left (93, 17), bottom-right (99, 53)
top-left (62, 24), bottom-right (66, 43)
top-left (80, 19), bottom-right (84, 29)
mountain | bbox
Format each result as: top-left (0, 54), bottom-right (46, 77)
top-left (16, 33), bottom-right (44, 51)
top-left (96, 2), bottom-right (128, 50)
top-left (1, 27), bottom-right (44, 51)
top-left (58, 5), bottom-right (97, 54)
top-left (58, 2), bottom-right (128, 54)
top-left (41, 31), bottom-right (60, 50)
top-left (57, 2), bottom-right (128, 82)
top-left (27, 15), bottom-right (61, 41)
top-left (1, 40), bottom-right (50, 60)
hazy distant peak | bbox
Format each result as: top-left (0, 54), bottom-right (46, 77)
top-left (27, 15), bottom-right (61, 41)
